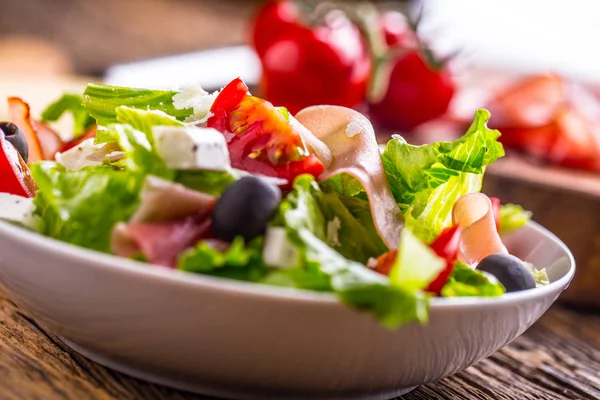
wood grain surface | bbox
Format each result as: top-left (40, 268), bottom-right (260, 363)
top-left (1, 286), bottom-right (599, 400)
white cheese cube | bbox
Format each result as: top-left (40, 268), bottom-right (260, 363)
top-left (55, 138), bottom-right (102, 171)
top-left (262, 227), bottom-right (301, 269)
top-left (153, 126), bottom-right (230, 171)
top-left (0, 193), bottom-right (39, 229)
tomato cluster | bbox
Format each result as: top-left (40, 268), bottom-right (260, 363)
top-left (251, 0), bottom-right (455, 132)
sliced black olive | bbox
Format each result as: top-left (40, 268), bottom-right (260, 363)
top-left (212, 176), bottom-right (282, 242)
top-left (0, 122), bottom-right (28, 162)
top-left (477, 253), bottom-right (536, 292)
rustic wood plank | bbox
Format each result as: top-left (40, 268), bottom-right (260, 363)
top-left (1, 285), bottom-right (599, 400)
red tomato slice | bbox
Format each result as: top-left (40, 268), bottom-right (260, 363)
top-left (426, 225), bottom-right (462, 295)
top-left (0, 133), bottom-right (36, 197)
top-left (207, 78), bottom-right (324, 185)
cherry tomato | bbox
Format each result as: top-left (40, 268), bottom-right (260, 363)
top-left (425, 225), bottom-right (461, 295)
top-left (372, 249), bottom-right (397, 276)
top-left (0, 131), bottom-right (36, 197)
top-left (368, 51), bottom-right (455, 132)
top-left (253, 1), bottom-right (371, 114)
top-left (207, 78), bottom-right (324, 186)
top-left (251, 0), bottom-right (299, 58)
top-left (380, 10), bottom-right (417, 48)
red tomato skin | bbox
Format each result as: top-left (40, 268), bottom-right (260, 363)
top-left (368, 51), bottom-right (455, 132)
top-left (256, 7), bottom-right (371, 114)
top-left (252, 0), bottom-right (299, 58)
top-left (208, 78), bottom-right (324, 186)
top-left (426, 225), bottom-right (462, 295)
top-left (0, 134), bottom-right (36, 197)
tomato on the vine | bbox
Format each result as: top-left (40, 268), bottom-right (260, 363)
top-left (207, 78), bottom-right (324, 186)
top-left (252, 1), bottom-right (371, 114)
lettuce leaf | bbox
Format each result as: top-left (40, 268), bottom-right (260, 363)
top-left (441, 262), bottom-right (505, 297)
top-left (174, 170), bottom-right (237, 197)
top-left (500, 204), bottom-right (532, 235)
top-left (270, 175), bottom-right (429, 328)
top-left (273, 175), bottom-right (385, 263)
top-left (82, 84), bottom-right (193, 126)
top-left (40, 93), bottom-right (95, 136)
top-left (382, 109), bottom-right (504, 242)
top-left (31, 162), bottom-right (143, 253)
top-left (178, 237), bottom-right (266, 281)
top-left (115, 106), bottom-right (184, 145)
top-left (100, 124), bottom-right (172, 179)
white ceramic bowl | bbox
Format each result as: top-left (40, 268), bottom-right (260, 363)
top-left (0, 220), bottom-right (574, 400)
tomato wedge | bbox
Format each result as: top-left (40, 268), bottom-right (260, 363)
top-left (8, 97), bottom-right (64, 161)
top-left (207, 78), bottom-right (324, 185)
top-left (0, 131), bottom-right (36, 197)
top-left (425, 225), bottom-right (462, 295)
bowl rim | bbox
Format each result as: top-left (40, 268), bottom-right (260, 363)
top-left (0, 219), bottom-right (575, 309)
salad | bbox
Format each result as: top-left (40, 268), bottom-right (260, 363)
top-left (0, 78), bottom-right (548, 328)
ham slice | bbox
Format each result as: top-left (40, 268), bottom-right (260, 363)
top-left (8, 97), bottom-right (64, 161)
top-left (295, 105), bottom-right (403, 249)
top-left (130, 176), bottom-right (216, 223)
top-left (452, 193), bottom-right (508, 266)
top-left (112, 216), bottom-right (212, 267)
top-left (111, 176), bottom-right (217, 267)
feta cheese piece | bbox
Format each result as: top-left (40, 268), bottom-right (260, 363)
top-left (262, 227), bottom-right (301, 269)
top-left (153, 126), bottom-right (230, 171)
top-left (0, 193), bottom-right (39, 229)
top-left (172, 84), bottom-right (219, 124)
top-left (55, 138), bottom-right (102, 171)
top-left (345, 120), bottom-right (364, 137)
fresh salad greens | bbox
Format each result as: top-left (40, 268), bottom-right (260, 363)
top-left (0, 78), bottom-right (542, 329)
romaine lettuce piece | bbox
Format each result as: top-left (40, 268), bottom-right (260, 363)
top-left (100, 124), bottom-right (172, 179)
top-left (31, 162), bottom-right (143, 253)
top-left (499, 204), bottom-right (532, 235)
top-left (440, 262), bottom-right (506, 297)
top-left (174, 170), bottom-right (237, 197)
top-left (270, 175), bottom-right (429, 328)
top-left (382, 109), bottom-right (505, 242)
top-left (178, 236), bottom-right (266, 281)
top-left (40, 93), bottom-right (95, 136)
top-left (82, 84), bottom-right (193, 126)
top-left (115, 106), bottom-right (184, 145)
top-left (273, 175), bottom-right (385, 263)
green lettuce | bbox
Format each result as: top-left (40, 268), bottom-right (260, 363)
top-left (178, 237), bottom-right (266, 281)
top-left (82, 84), bottom-right (193, 126)
top-left (271, 175), bottom-right (429, 327)
top-left (40, 93), bottom-right (95, 136)
top-left (382, 109), bottom-right (504, 242)
top-left (273, 175), bottom-right (385, 263)
top-left (31, 162), bottom-right (143, 253)
top-left (440, 262), bottom-right (505, 297)
top-left (174, 170), bottom-right (237, 197)
top-left (100, 124), bottom-right (172, 179)
top-left (500, 204), bottom-right (532, 235)
top-left (115, 106), bottom-right (184, 145)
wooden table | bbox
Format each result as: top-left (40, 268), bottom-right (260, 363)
top-left (1, 286), bottom-right (599, 400)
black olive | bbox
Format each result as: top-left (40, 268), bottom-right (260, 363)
top-left (477, 253), bottom-right (536, 292)
top-left (0, 122), bottom-right (28, 162)
top-left (212, 176), bottom-right (282, 242)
